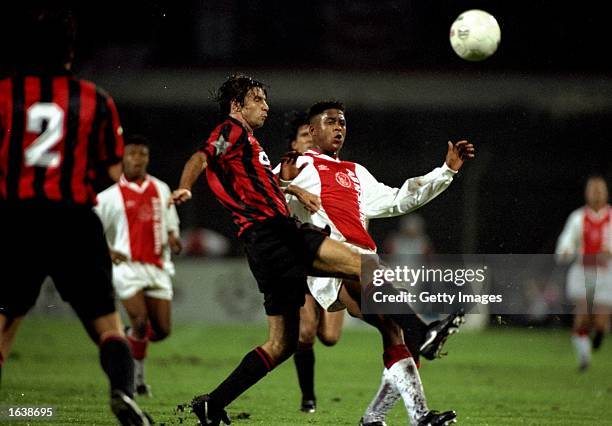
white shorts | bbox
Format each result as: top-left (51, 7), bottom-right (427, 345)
top-left (566, 263), bottom-right (612, 307)
top-left (308, 243), bottom-right (375, 311)
top-left (113, 261), bottom-right (173, 301)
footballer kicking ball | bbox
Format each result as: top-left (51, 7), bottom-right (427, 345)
top-left (449, 9), bottom-right (501, 61)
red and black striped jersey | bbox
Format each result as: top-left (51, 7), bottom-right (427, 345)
top-left (0, 72), bottom-right (124, 206)
top-left (200, 116), bottom-right (288, 236)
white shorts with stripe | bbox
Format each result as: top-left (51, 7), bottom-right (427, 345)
top-left (566, 263), bottom-right (612, 307)
top-left (308, 243), bottom-right (375, 311)
top-left (113, 261), bottom-right (173, 301)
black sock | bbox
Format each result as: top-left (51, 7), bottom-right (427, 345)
top-left (294, 346), bottom-right (315, 401)
top-left (209, 347), bottom-right (274, 408)
top-left (100, 337), bottom-right (134, 397)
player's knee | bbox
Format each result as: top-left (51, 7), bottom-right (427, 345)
top-left (152, 326), bottom-right (170, 341)
top-left (318, 332), bottom-right (340, 347)
top-left (267, 339), bottom-right (298, 363)
top-left (299, 323), bottom-right (317, 345)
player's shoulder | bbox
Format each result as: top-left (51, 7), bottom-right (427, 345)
top-left (96, 182), bottom-right (120, 202)
top-left (565, 207), bottom-right (585, 225)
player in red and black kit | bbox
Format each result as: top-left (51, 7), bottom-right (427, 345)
top-left (171, 75), bottom-right (461, 426)
top-left (0, 6), bottom-right (151, 425)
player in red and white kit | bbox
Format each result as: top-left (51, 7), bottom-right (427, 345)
top-left (283, 101), bottom-right (473, 426)
top-left (95, 135), bottom-right (181, 395)
top-left (556, 176), bottom-right (612, 371)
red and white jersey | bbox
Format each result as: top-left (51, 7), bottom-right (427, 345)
top-left (556, 205), bottom-right (612, 264)
top-left (287, 149), bottom-right (456, 250)
top-left (94, 174), bottom-right (180, 273)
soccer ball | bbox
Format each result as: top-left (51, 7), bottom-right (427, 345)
top-left (449, 9), bottom-right (500, 61)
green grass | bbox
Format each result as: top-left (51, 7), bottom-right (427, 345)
top-left (1, 317), bottom-right (611, 425)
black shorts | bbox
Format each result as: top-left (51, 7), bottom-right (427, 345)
top-left (241, 216), bottom-right (328, 316)
top-left (0, 201), bottom-right (116, 321)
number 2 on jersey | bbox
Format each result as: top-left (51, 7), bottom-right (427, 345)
top-left (25, 102), bottom-right (64, 168)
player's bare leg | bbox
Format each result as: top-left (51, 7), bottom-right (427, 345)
top-left (121, 291), bottom-right (159, 396)
top-left (145, 297), bottom-right (172, 341)
top-left (317, 308), bottom-right (345, 346)
top-left (295, 294), bottom-right (319, 412)
top-left (192, 310), bottom-right (301, 425)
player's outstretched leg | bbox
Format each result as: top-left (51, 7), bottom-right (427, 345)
top-left (191, 311), bottom-right (300, 425)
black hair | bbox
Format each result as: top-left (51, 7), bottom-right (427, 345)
top-left (212, 74), bottom-right (268, 116)
top-left (124, 134), bottom-right (150, 149)
top-left (6, 3), bottom-right (76, 74)
top-left (284, 110), bottom-right (309, 149)
top-left (307, 100), bottom-right (345, 123)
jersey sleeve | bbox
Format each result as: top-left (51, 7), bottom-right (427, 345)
top-left (97, 91), bottom-right (124, 167)
top-left (199, 122), bottom-right (243, 161)
top-left (358, 163), bottom-right (456, 219)
top-left (555, 209), bottom-right (582, 262)
top-left (160, 181), bottom-right (180, 236)
top-left (92, 188), bottom-right (116, 243)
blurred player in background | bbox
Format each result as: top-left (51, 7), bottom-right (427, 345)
top-left (95, 135), bottom-right (181, 396)
top-left (281, 111), bottom-right (347, 413)
top-left (283, 100), bottom-right (472, 426)
top-left (170, 75), bottom-right (461, 426)
top-left (0, 5), bottom-right (151, 425)
top-left (556, 175), bottom-right (612, 371)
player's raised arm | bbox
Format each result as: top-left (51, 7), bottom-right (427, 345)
top-left (445, 140), bottom-right (475, 171)
top-left (171, 151), bottom-right (208, 205)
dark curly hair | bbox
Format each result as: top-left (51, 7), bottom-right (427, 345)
top-left (307, 100), bottom-right (345, 122)
top-left (213, 74), bottom-right (268, 116)
top-left (6, 3), bottom-right (76, 73)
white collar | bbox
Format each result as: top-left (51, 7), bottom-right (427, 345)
top-left (119, 174), bottom-right (151, 193)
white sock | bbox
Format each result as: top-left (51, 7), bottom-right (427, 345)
top-left (386, 357), bottom-right (428, 425)
top-left (572, 334), bottom-right (591, 366)
top-left (362, 368), bottom-right (401, 423)
top-left (134, 358), bottom-right (145, 387)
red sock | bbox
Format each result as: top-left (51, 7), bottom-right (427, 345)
top-left (255, 346), bottom-right (276, 371)
top-left (575, 326), bottom-right (590, 337)
top-left (383, 344), bottom-right (413, 369)
top-left (127, 334), bottom-right (148, 360)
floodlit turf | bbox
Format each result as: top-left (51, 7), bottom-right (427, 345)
top-left (1, 317), bottom-right (611, 425)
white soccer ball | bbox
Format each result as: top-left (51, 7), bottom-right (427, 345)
top-left (449, 9), bottom-right (501, 61)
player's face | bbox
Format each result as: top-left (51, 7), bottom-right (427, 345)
top-left (310, 109), bottom-right (346, 156)
top-left (238, 87), bottom-right (269, 130)
top-left (290, 124), bottom-right (313, 154)
top-left (585, 178), bottom-right (609, 208)
top-left (123, 144), bottom-right (149, 180)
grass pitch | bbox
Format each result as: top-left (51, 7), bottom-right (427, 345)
top-left (1, 317), bottom-right (611, 425)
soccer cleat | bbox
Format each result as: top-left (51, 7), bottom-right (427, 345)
top-left (300, 399), bottom-right (316, 413)
top-left (417, 410), bottom-right (457, 426)
top-left (420, 309), bottom-right (465, 360)
top-left (110, 390), bottom-right (152, 426)
top-left (191, 394), bottom-right (231, 425)
top-left (136, 383), bottom-right (153, 397)
top-left (358, 417), bottom-right (387, 426)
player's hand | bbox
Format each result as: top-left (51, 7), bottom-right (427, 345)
top-left (170, 188), bottom-right (192, 206)
top-left (445, 140), bottom-right (475, 171)
top-left (110, 249), bottom-right (128, 265)
top-left (288, 185), bottom-right (321, 213)
top-left (280, 150), bottom-right (305, 181)
top-left (168, 233), bottom-right (183, 255)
